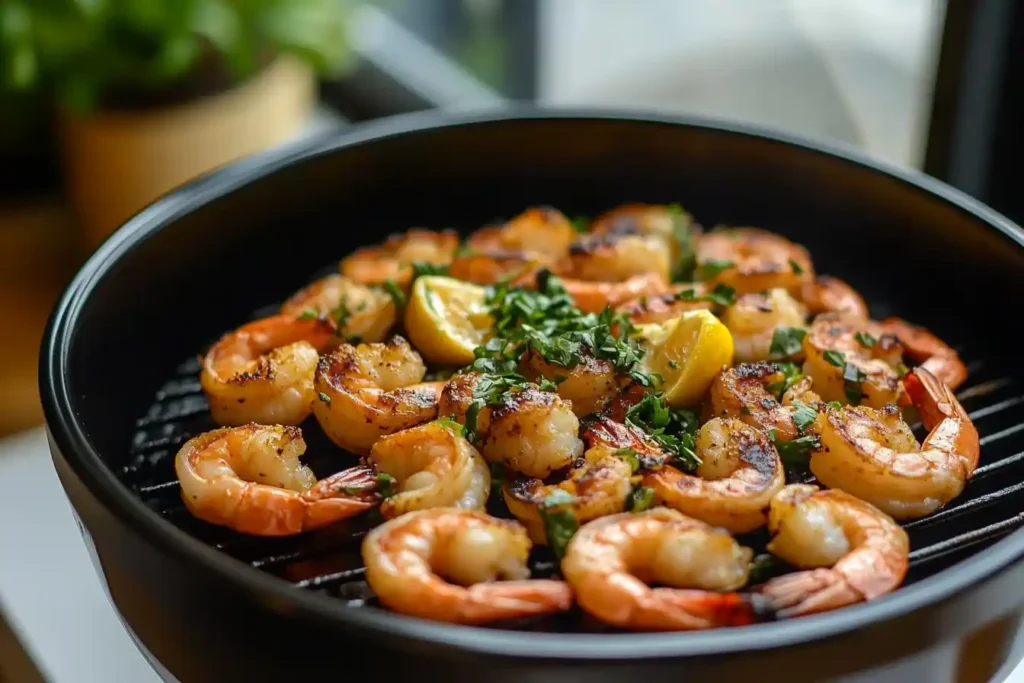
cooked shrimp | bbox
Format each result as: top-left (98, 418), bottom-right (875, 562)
top-left (281, 274), bottom-right (397, 343)
top-left (579, 412), bottom-right (665, 464)
top-left (721, 288), bottom-right (808, 363)
top-left (802, 314), bottom-right (903, 407)
top-left (369, 421), bottom-right (490, 519)
top-left (800, 276), bottom-right (869, 320)
top-left (616, 284), bottom-right (714, 325)
top-left (439, 372), bottom-right (584, 478)
top-left (341, 228), bottom-right (459, 287)
top-left (696, 227), bottom-right (813, 295)
top-left (707, 363), bottom-right (799, 442)
top-left (876, 317), bottom-right (966, 390)
top-left (503, 446), bottom-right (633, 545)
top-left (175, 424), bottom-right (378, 536)
top-left (559, 231), bottom-right (672, 283)
top-left (544, 272), bottom-right (672, 314)
top-left (757, 485), bottom-right (909, 617)
top-left (201, 314), bottom-right (335, 425)
top-left (520, 347), bottom-right (620, 417)
top-left (590, 203), bottom-right (697, 262)
top-left (447, 250), bottom-right (537, 285)
top-left (644, 418), bottom-right (784, 533)
top-left (312, 336), bottom-right (442, 455)
top-left (810, 368), bottom-right (979, 519)
top-left (362, 508), bottom-right (573, 624)
top-left (467, 207), bottom-right (576, 264)
top-left (562, 508), bottom-right (764, 630)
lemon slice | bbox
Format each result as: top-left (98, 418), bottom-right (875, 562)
top-left (635, 309), bottom-right (734, 407)
top-left (405, 276), bottom-right (493, 365)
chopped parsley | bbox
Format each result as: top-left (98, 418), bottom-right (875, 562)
top-left (788, 258), bottom-right (804, 275)
top-left (489, 462), bottom-right (505, 497)
top-left (411, 261), bottom-right (450, 279)
top-left (376, 473), bottom-right (397, 498)
top-left (433, 415), bottom-right (465, 437)
top-left (297, 309), bottom-right (319, 321)
top-left (768, 326), bottom-right (807, 359)
top-left (896, 362), bottom-right (909, 378)
top-left (538, 490), bottom-right (578, 558)
top-left (383, 279), bottom-right (405, 308)
top-left (767, 361), bottom-right (804, 397)
top-left (825, 400), bottom-right (842, 409)
top-left (570, 215), bottom-right (590, 233)
top-left (698, 259), bottom-right (734, 280)
top-left (615, 447), bottom-right (641, 473)
top-left (625, 393), bottom-right (700, 471)
top-left (628, 485), bottom-right (655, 512)
top-left (823, 350), bottom-right (846, 367)
top-left (749, 553), bottom-right (787, 584)
top-left (770, 429), bottom-right (821, 469)
top-left (789, 400), bottom-right (819, 431)
top-left (842, 362), bottom-right (867, 405)
top-left (675, 283), bottom-right (736, 307)
top-left (668, 203), bottom-right (697, 282)
top-left (317, 392), bottom-right (331, 406)
top-left (330, 302), bottom-right (351, 331)
top-left (854, 331), bottom-right (877, 348)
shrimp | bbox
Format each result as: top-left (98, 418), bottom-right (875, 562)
top-left (438, 372), bottom-right (584, 478)
top-left (559, 231), bottom-right (673, 284)
top-left (201, 314), bottom-right (335, 426)
top-left (809, 367), bottom-right (979, 519)
top-left (175, 425), bottom-right (378, 536)
top-left (281, 274), bottom-right (397, 343)
top-left (503, 446), bottom-right (633, 545)
top-left (562, 508), bottom-right (765, 630)
top-left (876, 317), bottom-right (966, 390)
top-left (312, 336), bottom-right (442, 455)
top-left (447, 250), bottom-right (537, 285)
top-left (706, 363), bottom-right (799, 442)
top-left (644, 418), bottom-right (784, 533)
top-left (802, 314), bottom-right (903, 408)
top-left (579, 412), bottom-right (665, 464)
top-left (696, 227), bottom-right (813, 295)
top-left (467, 207), bottom-right (576, 264)
top-left (519, 347), bottom-right (620, 417)
top-left (341, 228), bottom-right (459, 287)
top-left (721, 289), bottom-right (808, 363)
top-left (757, 485), bottom-right (909, 617)
top-left (537, 272), bottom-right (672, 314)
top-left (369, 420), bottom-right (490, 519)
top-left (800, 276), bottom-right (869, 320)
top-left (362, 508), bottom-right (573, 624)
top-left (616, 285), bottom-right (714, 325)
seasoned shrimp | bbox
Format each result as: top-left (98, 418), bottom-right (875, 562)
top-left (590, 203), bottom-right (698, 265)
top-left (757, 485), bottom-right (909, 617)
top-left (448, 250), bottom-right (537, 285)
top-left (281, 274), bottom-right (397, 343)
top-left (562, 509), bottom-right (764, 630)
top-left (810, 368), bottom-right (979, 519)
top-left (616, 284), bottom-right (715, 325)
top-left (721, 288), bottom-right (808, 363)
top-left (467, 207), bottom-right (576, 264)
top-left (579, 412), bottom-right (665, 464)
top-left (644, 418), bottom-right (784, 533)
top-left (175, 425), bottom-right (378, 536)
top-left (696, 227), bottom-right (813, 295)
top-left (362, 508), bottom-right (573, 624)
top-left (520, 347), bottom-right (620, 417)
top-left (369, 421), bottom-right (490, 519)
top-left (201, 314), bottom-right (335, 426)
top-left (503, 446), bottom-right (633, 545)
top-left (802, 314), bottom-right (903, 407)
top-left (438, 372), bottom-right (584, 478)
top-left (312, 336), bottom-right (442, 455)
top-left (876, 317), bottom-right (966, 390)
top-left (560, 231), bottom-right (672, 283)
top-left (341, 229), bottom-right (459, 287)
top-left (707, 363), bottom-right (799, 442)
top-left (539, 272), bottom-right (672, 314)
top-left (800, 276), bottom-right (869, 320)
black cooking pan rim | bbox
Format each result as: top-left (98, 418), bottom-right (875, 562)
top-left (40, 106), bottom-right (1024, 660)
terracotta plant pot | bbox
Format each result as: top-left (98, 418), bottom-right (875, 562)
top-left (59, 56), bottom-right (316, 248)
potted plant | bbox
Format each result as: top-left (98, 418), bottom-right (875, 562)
top-left (0, 0), bottom-right (355, 247)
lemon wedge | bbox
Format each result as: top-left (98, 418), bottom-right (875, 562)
top-left (405, 276), bottom-right (493, 365)
top-left (634, 309), bottom-right (734, 407)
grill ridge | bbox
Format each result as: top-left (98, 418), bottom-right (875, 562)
top-left (123, 323), bottom-right (1024, 631)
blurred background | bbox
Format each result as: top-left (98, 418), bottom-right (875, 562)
top-left (0, 0), bottom-right (1021, 680)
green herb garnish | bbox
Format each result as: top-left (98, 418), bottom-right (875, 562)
top-left (826, 400), bottom-right (842, 409)
top-left (383, 279), bottom-right (405, 308)
top-left (570, 215), bottom-right (590, 233)
top-left (317, 392), bottom-right (331, 406)
top-left (767, 361), bottom-right (804, 397)
top-left (749, 553), bottom-right (786, 584)
top-left (628, 485), bottom-right (655, 512)
top-left (615, 447), bottom-right (641, 473)
top-left (297, 309), bottom-right (319, 321)
top-left (625, 393), bottom-right (700, 471)
top-left (854, 331), bottom-right (877, 348)
top-left (789, 400), bottom-right (819, 431)
top-left (698, 259), bottom-right (734, 280)
top-left (433, 415), bottom-right (465, 437)
top-left (330, 302), bottom-right (351, 331)
top-left (769, 326), bottom-right (807, 359)
top-left (489, 462), bottom-right (505, 497)
top-left (823, 350), bottom-right (846, 367)
top-left (842, 362), bottom-right (867, 405)
top-left (675, 283), bottom-right (736, 307)
top-left (538, 491), bottom-right (578, 558)
top-left (667, 203), bottom-right (697, 281)
top-left (411, 261), bottom-right (450, 279)
top-left (376, 473), bottom-right (397, 498)
top-left (770, 429), bottom-right (821, 468)
top-left (788, 259), bottom-right (804, 275)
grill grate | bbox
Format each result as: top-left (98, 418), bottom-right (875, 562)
top-left (122, 330), bottom-right (1024, 630)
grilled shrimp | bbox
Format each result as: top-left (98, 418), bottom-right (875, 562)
top-left (876, 317), bottom-right (966, 390)
top-left (362, 508), bottom-right (573, 624)
top-left (721, 288), bottom-right (808, 363)
top-left (503, 446), bottom-right (633, 545)
top-left (560, 231), bottom-right (672, 283)
top-left (369, 421), bottom-right (490, 519)
top-left (467, 207), bottom-right (576, 264)
top-left (520, 347), bottom-right (620, 417)
top-left (447, 250), bottom-right (537, 285)
top-left (551, 272), bottom-right (672, 314)
top-left (312, 336), bottom-right (442, 455)
top-left (281, 274), bottom-right (397, 343)
top-left (590, 203), bottom-right (696, 268)
top-left (201, 314), bottom-right (335, 425)
top-left (707, 363), bottom-right (800, 442)
top-left (175, 425), bottom-right (378, 536)
top-left (810, 368), bottom-right (979, 519)
top-left (757, 485), bottom-right (909, 617)
top-left (644, 418), bottom-right (784, 533)
top-left (341, 229), bottom-right (459, 287)
top-left (802, 314), bottom-right (903, 407)
top-left (617, 289), bottom-right (714, 325)
top-left (800, 276), bottom-right (869, 320)
top-left (562, 509), bottom-right (764, 630)
top-left (580, 412), bottom-right (665, 463)
top-left (695, 227), bottom-right (813, 295)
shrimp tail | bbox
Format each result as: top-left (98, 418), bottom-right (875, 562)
top-left (757, 569), bottom-right (861, 619)
top-left (903, 367), bottom-right (980, 477)
top-left (460, 581), bottom-right (575, 623)
top-left (299, 465), bottom-right (380, 531)
top-left (653, 589), bottom-right (774, 628)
